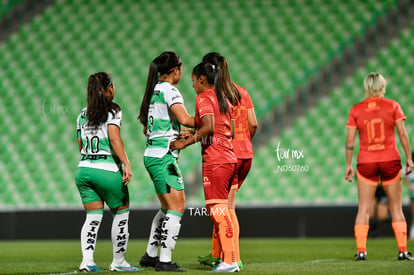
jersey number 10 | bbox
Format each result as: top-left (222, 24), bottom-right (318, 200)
top-left (85, 136), bottom-right (100, 153)
top-left (364, 118), bottom-right (385, 143)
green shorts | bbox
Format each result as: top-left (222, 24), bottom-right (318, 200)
top-left (75, 167), bottom-right (129, 209)
top-left (144, 154), bottom-right (184, 195)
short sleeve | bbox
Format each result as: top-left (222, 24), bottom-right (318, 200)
top-left (76, 114), bottom-right (81, 138)
top-left (76, 108), bottom-right (86, 138)
top-left (108, 110), bottom-right (122, 127)
top-left (165, 86), bottom-right (184, 107)
top-left (394, 101), bottom-right (406, 122)
top-left (197, 93), bottom-right (214, 118)
top-left (243, 89), bottom-right (254, 110)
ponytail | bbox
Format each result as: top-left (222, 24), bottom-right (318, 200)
top-left (214, 66), bottom-right (230, 114)
top-left (86, 72), bottom-right (119, 127)
top-left (139, 51), bottom-right (182, 126)
top-left (193, 62), bottom-right (229, 114)
top-left (139, 61), bottom-right (158, 125)
top-left (215, 57), bottom-right (241, 106)
top-left (203, 52), bottom-right (241, 106)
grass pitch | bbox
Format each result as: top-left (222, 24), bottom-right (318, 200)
top-left (0, 238), bottom-right (413, 274)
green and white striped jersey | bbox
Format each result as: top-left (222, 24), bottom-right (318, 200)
top-left (144, 81), bottom-right (183, 158)
top-left (76, 107), bottom-right (122, 172)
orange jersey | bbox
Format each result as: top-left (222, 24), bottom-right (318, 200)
top-left (232, 83), bottom-right (254, 159)
top-left (195, 88), bottom-right (237, 165)
top-left (346, 97), bottom-right (406, 163)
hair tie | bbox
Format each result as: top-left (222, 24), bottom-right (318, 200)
top-left (106, 78), bottom-right (113, 89)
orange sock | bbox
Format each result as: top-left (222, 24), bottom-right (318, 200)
top-left (229, 209), bottom-right (240, 263)
top-left (392, 221), bottom-right (407, 252)
top-left (211, 225), bottom-right (221, 258)
top-left (354, 224), bottom-right (369, 253)
top-left (209, 204), bottom-right (235, 265)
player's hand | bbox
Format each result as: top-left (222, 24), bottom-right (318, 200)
top-left (406, 159), bottom-right (414, 175)
top-left (345, 166), bottom-right (355, 182)
top-left (180, 128), bottom-right (194, 139)
top-left (170, 139), bottom-right (186, 150)
top-left (122, 164), bottom-right (132, 185)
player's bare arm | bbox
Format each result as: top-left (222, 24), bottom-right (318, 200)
top-left (396, 120), bottom-right (413, 174)
top-left (171, 103), bottom-right (195, 128)
top-left (345, 127), bottom-right (356, 182)
top-left (170, 114), bottom-right (214, 150)
top-left (108, 124), bottom-right (132, 185)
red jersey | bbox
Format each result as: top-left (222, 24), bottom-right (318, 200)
top-left (346, 97), bottom-right (406, 164)
top-left (195, 88), bottom-right (237, 165)
top-left (232, 83), bottom-right (254, 159)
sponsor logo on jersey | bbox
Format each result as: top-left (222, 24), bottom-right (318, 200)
top-left (81, 154), bottom-right (108, 161)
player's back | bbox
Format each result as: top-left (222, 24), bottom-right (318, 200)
top-left (348, 97), bottom-right (405, 163)
top-left (76, 107), bottom-right (122, 171)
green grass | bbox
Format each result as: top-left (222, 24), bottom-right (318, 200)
top-left (0, 238), bottom-right (413, 274)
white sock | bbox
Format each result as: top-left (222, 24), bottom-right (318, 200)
top-left (80, 211), bottom-right (103, 264)
top-left (112, 209), bottom-right (130, 264)
top-left (146, 209), bottom-right (166, 257)
top-left (159, 212), bottom-right (182, 263)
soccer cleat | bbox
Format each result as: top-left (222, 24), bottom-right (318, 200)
top-left (354, 251), bottom-right (367, 261)
top-left (109, 260), bottom-right (140, 272)
top-left (139, 252), bottom-right (159, 267)
top-left (79, 262), bottom-right (102, 272)
top-left (155, 261), bottom-right (186, 272)
top-left (398, 251), bottom-right (414, 260)
top-left (237, 261), bottom-right (243, 271)
top-left (212, 262), bottom-right (240, 273)
top-left (197, 253), bottom-right (221, 267)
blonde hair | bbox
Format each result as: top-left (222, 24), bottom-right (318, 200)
top-left (363, 72), bottom-right (387, 98)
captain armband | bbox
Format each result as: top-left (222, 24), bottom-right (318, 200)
top-left (346, 146), bottom-right (354, 150)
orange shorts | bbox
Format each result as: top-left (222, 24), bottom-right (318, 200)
top-left (357, 160), bottom-right (401, 186)
top-left (202, 163), bottom-right (237, 205)
top-left (235, 158), bottom-right (252, 190)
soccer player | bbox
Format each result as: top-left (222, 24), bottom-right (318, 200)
top-left (75, 72), bottom-right (138, 272)
top-left (171, 62), bottom-right (240, 272)
top-left (138, 51), bottom-right (195, 272)
top-left (403, 151), bottom-right (414, 240)
top-left (197, 53), bottom-right (257, 270)
top-left (345, 72), bottom-right (414, 261)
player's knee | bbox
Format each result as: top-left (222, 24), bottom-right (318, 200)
top-left (113, 201), bottom-right (129, 212)
top-left (165, 198), bottom-right (185, 213)
top-left (175, 200), bottom-right (186, 213)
